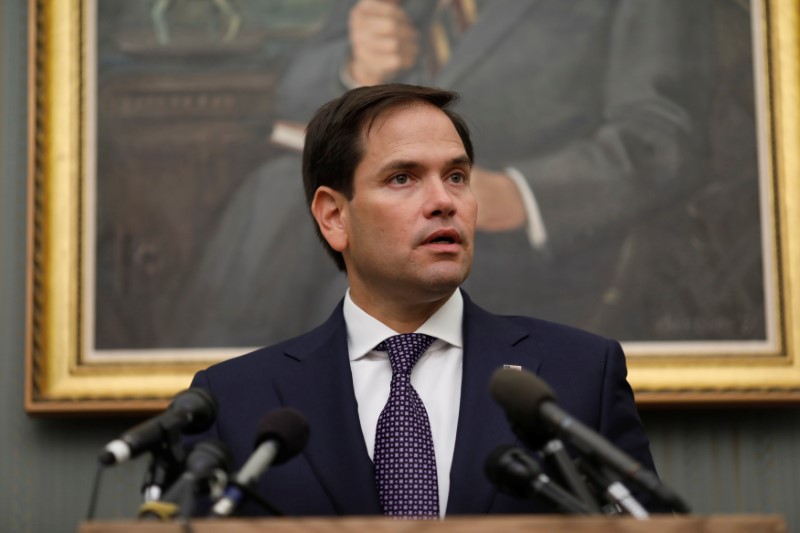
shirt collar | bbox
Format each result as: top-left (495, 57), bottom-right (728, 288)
top-left (344, 289), bottom-right (464, 361)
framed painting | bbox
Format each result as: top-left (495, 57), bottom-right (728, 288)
top-left (26, 0), bottom-right (800, 413)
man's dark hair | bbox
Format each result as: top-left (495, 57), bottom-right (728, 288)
top-left (302, 83), bottom-right (474, 271)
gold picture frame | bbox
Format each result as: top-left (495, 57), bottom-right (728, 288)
top-left (26, 0), bottom-right (800, 413)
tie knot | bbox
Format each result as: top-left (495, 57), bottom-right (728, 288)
top-left (376, 333), bottom-right (436, 376)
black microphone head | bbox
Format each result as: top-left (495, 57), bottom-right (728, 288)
top-left (484, 444), bottom-right (542, 499)
top-left (185, 440), bottom-right (232, 481)
top-left (490, 368), bottom-right (556, 444)
top-left (169, 388), bottom-right (217, 434)
top-left (254, 408), bottom-right (310, 465)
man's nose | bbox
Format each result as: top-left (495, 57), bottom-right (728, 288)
top-left (424, 178), bottom-right (457, 218)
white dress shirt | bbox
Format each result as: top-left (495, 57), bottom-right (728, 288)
top-left (344, 289), bottom-right (464, 517)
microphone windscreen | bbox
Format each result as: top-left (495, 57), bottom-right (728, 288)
top-left (484, 443), bottom-right (516, 485)
top-left (170, 388), bottom-right (218, 434)
top-left (490, 368), bottom-right (556, 438)
top-left (255, 408), bottom-right (310, 465)
top-left (185, 440), bottom-right (232, 480)
top-left (484, 444), bottom-right (542, 499)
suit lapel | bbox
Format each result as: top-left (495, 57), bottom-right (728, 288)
top-left (274, 304), bottom-right (380, 515)
top-left (446, 293), bottom-right (542, 514)
top-left (435, 1), bottom-right (541, 88)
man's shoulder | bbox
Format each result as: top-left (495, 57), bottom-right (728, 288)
top-left (507, 313), bottom-right (610, 344)
top-left (464, 296), bottom-right (623, 382)
top-left (198, 304), bottom-right (346, 380)
top-left (465, 295), bottom-right (614, 349)
top-left (202, 338), bottom-right (294, 377)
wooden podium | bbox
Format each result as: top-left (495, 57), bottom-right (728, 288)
top-left (79, 515), bottom-right (786, 532)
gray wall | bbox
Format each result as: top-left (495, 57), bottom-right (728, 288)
top-left (1, 1), bottom-right (797, 532)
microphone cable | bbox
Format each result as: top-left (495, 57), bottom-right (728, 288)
top-left (86, 460), bottom-right (104, 521)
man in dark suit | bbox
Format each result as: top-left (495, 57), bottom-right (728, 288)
top-left (189, 84), bottom-right (659, 517)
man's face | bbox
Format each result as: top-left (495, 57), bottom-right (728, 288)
top-left (339, 103), bottom-right (477, 305)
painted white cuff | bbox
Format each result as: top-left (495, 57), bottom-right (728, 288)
top-left (339, 61), bottom-right (363, 90)
top-left (504, 166), bottom-right (548, 250)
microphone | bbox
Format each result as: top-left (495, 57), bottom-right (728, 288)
top-left (577, 458), bottom-right (649, 519)
top-left (512, 422), bottom-right (600, 513)
top-left (139, 440), bottom-right (232, 521)
top-left (540, 438), bottom-right (601, 513)
top-left (99, 388), bottom-right (217, 466)
top-left (490, 368), bottom-right (689, 513)
top-left (485, 445), bottom-right (592, 514)
top-left (211, 407), bottom-right (310, 517)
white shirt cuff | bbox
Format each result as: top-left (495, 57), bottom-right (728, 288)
top-left (339, 61), bottom-right (363, 90)
top-left (504, 166), bottom-right (548, 250)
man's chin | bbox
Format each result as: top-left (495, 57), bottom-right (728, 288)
top-left (419, 264), bottom-right (471, 294)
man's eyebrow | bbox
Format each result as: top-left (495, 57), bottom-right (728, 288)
top-left (449, 155), bottom-right (473, 167)
top-left (378, 155), bottom-right (473, 173)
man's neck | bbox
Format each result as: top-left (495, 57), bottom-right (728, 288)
top-left (349, 288), bottom-right (457, 333)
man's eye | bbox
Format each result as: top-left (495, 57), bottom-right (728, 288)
top-left (449, 173), bottom-right (465, 184)
top-left (391, 174), bottom-right (410, 185)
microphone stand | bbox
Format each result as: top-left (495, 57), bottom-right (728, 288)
top-left (141, 428), bottom-right (186, 502)
top-left (577, 458), bottom-right (649, 519)
top-left (540, 439), bottom-right (602, 513)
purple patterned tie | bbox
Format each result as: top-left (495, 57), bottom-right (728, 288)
top-left (374, 333), bottom-right (439, 518)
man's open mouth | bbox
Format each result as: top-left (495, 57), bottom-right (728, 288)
top-left (424, 229), bottom-right (461, 245)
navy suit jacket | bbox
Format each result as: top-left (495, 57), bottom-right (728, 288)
top-left (189, 292), bottom-right (657, 516)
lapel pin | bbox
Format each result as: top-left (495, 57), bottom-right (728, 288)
top-left (502, 364), bottom-right (522, 371)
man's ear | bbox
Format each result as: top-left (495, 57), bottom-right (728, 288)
top-left (311, 186), bottom-right (348, 253)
